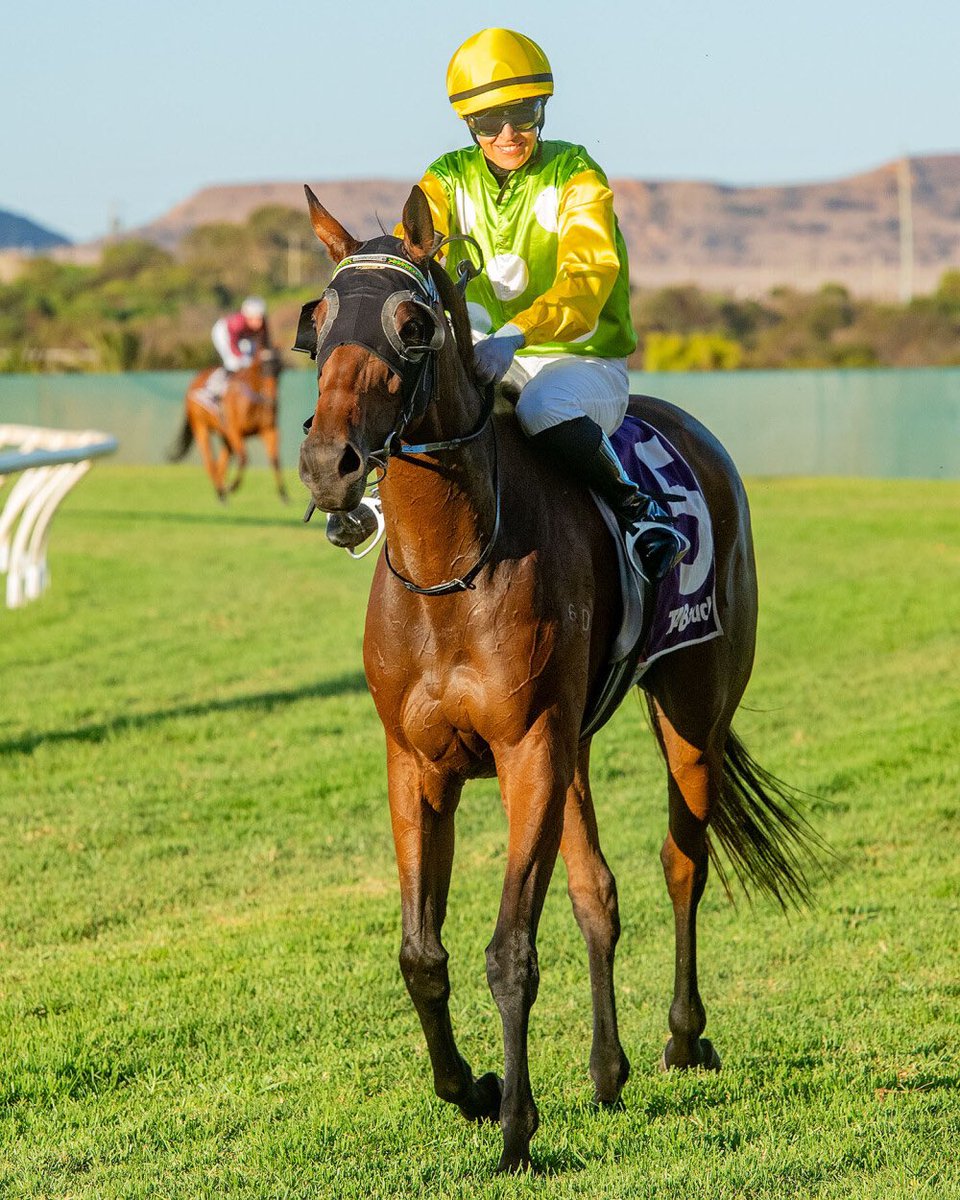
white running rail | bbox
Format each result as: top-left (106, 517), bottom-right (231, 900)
top-left (0, 425), bottom-right (118, 609)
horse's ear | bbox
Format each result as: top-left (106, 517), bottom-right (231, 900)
top-left (401, 186), bottom-right (435, 264)
top-left (304, 185), bottom-right (361, 263)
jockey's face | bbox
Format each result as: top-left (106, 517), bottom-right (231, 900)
top-left (245, 314), bottom-right (265, 332)
top-left (476, 124), bottom-right (538, 172)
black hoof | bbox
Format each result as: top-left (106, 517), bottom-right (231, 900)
top-left (591, 1049), bottom-right (630, 1109)
top-left (660, 1037), bottom-right (722, 1072)
top-left (459, 1072), bottom-right (502, 1124)
top-left (495, 1147), bottom-right (532, 1175)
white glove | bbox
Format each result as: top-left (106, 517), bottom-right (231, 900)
top-left (474, 328), bottom-right (525, 384)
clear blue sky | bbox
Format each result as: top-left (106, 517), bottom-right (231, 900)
top-left (5, 0), bottom-right (959, 243)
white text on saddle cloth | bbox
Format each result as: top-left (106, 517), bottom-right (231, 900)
top-left (610, 417), bottom-right (723, 673)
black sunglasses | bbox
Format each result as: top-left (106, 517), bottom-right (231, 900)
top-left (466, 97), bottom-right (545, 138)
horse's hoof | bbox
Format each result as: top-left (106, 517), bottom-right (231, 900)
top-left (495, 1146), bottom-right (532, 1175)
top-left (660, 1037), bottom-right (722, 1072)
top-left (217, 491), bottom-right (228, 504)
top-left (591, 1048), bottom-right (630, 1109)
top-left (279, 491), bottom-right (290, 505)
top-left (460, 1072), bottom-right (502, 1124)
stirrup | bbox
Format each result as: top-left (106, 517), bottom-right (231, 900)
top-left (326, 487), bottom-right (385, 559)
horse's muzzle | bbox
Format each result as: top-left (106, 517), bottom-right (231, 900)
top-left (298, 436), bottom-right (367, 512)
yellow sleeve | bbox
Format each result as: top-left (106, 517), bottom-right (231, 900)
top-left (393, 172), bottom-right (450, 244)
top-left (509, 169), bottom-right (621, 347)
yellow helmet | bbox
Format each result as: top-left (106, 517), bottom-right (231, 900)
top-left (446, 28), bottom-right (553, 118)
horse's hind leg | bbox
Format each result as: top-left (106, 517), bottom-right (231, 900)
top-left (261, 426), bottom-right (289, 503)
top-left (387, 743), bottom-right (502, 1125)
top-left (560, 741), bottom-right (630, 1107)
top-left (653, 699), bottom-right (723, 1071)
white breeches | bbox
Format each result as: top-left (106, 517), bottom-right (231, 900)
top-left (511, 354), bottom-right (630, 436)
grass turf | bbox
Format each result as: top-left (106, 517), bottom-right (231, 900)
top-left (0, 466), bottom-right (957, 1198)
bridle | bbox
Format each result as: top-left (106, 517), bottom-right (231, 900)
top-left (296, 238), bottom-right (501, 597)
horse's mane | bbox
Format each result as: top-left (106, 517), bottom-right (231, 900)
top-left (426, 258), bottom-right (477, 381)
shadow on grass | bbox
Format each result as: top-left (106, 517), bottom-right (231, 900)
top-left (67, 506), bottom-right (305, 530)
top-left (0, 671), bottom-right (369, 756)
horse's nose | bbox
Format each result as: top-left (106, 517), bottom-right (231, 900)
top-left (298, 437), bottom-right (367, 510)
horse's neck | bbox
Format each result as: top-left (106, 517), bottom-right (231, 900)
top-left (379, 345), bottom-right (496, 583)
top-left (237, 361), bottom-right (273, 401)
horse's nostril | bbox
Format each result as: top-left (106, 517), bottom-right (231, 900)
top-left (339, 444), bottom-right (362, 478)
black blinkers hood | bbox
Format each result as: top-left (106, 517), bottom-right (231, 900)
top-left (292, 236), bottom-right (441, 379)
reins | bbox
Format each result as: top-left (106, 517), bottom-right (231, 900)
top-left (303, 240), bottom-right (503, 596)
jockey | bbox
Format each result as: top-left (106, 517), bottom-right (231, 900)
top-left (206, 296), bottom-right (272, 402)
top-left (409, 28), bottom-right (689, 582)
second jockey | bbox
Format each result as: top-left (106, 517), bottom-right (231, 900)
top-left (205, 295), bottom-right (272, 405)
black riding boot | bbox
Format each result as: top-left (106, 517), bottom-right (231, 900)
top-left (531, 416), bottom-right (690, 582)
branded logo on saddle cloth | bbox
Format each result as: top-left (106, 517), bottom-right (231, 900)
top-left (609, 416), bottom-right (723, 674)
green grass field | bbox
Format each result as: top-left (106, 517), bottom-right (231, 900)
top-left (1, 466), bottom-right (958, 1199)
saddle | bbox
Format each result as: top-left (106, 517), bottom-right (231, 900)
top-left (579, 495), bottom-right (650, 740)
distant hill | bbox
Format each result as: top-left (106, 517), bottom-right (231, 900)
top-left (53, 153), bottom-right (960, 297)
top-left (0, 208), bottom-right (70, 251)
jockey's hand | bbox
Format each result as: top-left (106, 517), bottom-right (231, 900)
top-left (473, 328), bottom-right (525, 384)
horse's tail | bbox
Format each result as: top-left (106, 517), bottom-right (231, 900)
top-left (707, 728), bottom-right (826, 909)
top-left (645, 695), bottom-right (826, 908)
top-left (168, 416), bottom-right (194, 462)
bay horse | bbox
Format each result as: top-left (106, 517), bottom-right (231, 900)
top-left (297, 185), bottom-right (819, 1174)
top-left (169, 347), bottom-right (288, 503)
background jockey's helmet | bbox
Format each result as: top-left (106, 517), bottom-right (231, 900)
top-left (446, 29), bottom-right (553, 119)
top-left (241, 295), bottom-right (267, 320)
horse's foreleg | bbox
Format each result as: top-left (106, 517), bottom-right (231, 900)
top-left (488, 732), bottom-right (571, 1173)
top-left (261, 426), bottom-right (289, 504)
top-left (654, 702), bottom-right (722, 1072)
top-left (226, 433), bottom-right (248, 494)
top-left (560, 742), bottom-right (630, 1107)
top-left (388, 745), bottom-right (502, 1124)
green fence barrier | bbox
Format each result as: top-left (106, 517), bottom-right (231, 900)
top-left (2, 367), bottom-right (958, 478)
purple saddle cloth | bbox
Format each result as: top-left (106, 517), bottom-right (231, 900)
top-left (609, 416), bottom-right (723, 675)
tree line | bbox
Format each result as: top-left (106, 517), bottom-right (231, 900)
top-left (2, 205), bottom-right (959, 372)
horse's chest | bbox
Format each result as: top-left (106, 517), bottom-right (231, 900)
top-left (367, 611), bottom-right (565, 766)
top-left (392, 670), bottom-right (490, 764)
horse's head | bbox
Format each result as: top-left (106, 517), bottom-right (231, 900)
top-left (296, 186), bottom-right (446, 513)
top-left (255, 346), bottom-right (282, 401)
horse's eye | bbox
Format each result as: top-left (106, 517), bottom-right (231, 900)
top-left (399, 316), bottom-right (426, 345)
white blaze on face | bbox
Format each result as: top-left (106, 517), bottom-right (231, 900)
top-left (486, 253), bottom-right (529, 301)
